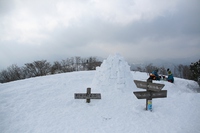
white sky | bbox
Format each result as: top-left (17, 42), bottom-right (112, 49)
top-left (0, 0), bottom-right (200, 69)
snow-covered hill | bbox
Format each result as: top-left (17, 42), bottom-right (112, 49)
top-left (0, 54), bottom-right (200, 133)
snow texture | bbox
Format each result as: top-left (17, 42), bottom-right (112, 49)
top-left (92, 53), bottom-right (134, 91)
top-left (0, 54), bottom-right (200, 133)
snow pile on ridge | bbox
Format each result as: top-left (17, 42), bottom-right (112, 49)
top-left (92, 53), bottom-right (133, 90)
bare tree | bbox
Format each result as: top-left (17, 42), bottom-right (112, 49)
top-left (34, 60), bottom-right (51, 76)
top-left (8, 64), bottom-right (23, 80)
top-left (70, 57), bottom-right (75, 71)
top-left (0, 64), bottom-right (23, 83)
top-left (24, 63), bottom-right (37, 77)
top-left (51, 61), bottom-right (62, 74)
top-left (145, 63), bottom-right (158, 74)
top-left (61, 59), bottom-right (68, 72)
top-left (24, 60), bottom-right (51, 77)
top-left (81, 58), bottom-right (88, 70)
top-left (87, 57), bottom-right (101, 70)
top-left (61, 58), bottom-right (75, 72)
top-left (177, 64), bottom-right (184, 78)
top-left (75, 56), bottom-right (81, 71)
top-left (182, 65), bottom-right (192, 79)
top-left (0, 69), bottom-right (10, 83)
top-left (136, 66), bottom-right (142, 72)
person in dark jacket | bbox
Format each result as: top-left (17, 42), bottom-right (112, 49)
top-left (148, 69), bottom-right (160, 80)
top-left (167, 69), bottom-right (174, 83)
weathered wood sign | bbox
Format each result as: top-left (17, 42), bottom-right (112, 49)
top-left (133, 80), bottom-right (167, 111)
top-left (133, 90), bottom-right (167, 99)
top-left (74, 88), bottom-right (101, 103)
top-left (134, 80), bottom-right (165, 92)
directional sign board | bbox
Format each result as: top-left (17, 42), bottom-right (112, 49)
top-left (133, 80), bottom-right (167, 111)
top-left (133, 90), bottom-right (167, 99)
top-left (134, 80), bottom-right (165, 91)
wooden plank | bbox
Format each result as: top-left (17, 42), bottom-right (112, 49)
top-left (147, 82), bottom-right (165, 91)
top-left (151, 90), bottom-right (167, 98)
top-left (74, 93), bottom-right (101, 99)
top-left (134, 80), bottom-right (148, 89)
top-left (134, 80), bottom-right (165, 91)
top-left (133, 90), bottom-right (167, 99)
top-left (89, 94), bottom-right (101, 99)
top-left (74, 93), bottom-right (87, 99)
top-left (133, 91), bottom-right (151, 99)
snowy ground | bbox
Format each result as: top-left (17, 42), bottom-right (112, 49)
top-left (0, 54), bottom-right (200, 133)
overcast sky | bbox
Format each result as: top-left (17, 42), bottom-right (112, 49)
top-left (0, 0), bottom-right (200, 69)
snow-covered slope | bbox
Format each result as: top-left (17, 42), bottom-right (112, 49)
top-left (0, 54), bottom-right (200, 133)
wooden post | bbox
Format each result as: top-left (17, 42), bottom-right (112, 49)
top-left (133, 80), bottom-right (167, 111)
top-left (146, 79), bottom-right (152, 110)
top-left (86, 88), bottom-right (91, 103)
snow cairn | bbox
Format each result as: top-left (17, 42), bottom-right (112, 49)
top-left (92, 53), bottom-right (133, 90)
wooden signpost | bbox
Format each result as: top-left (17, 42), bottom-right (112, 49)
top-left (74, 88), bottom-right (101, 103)
top-left (133, 80), bottom-right (167, 111)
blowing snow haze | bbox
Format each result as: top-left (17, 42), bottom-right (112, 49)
top-left (0, 0), bottom-right (200, 69)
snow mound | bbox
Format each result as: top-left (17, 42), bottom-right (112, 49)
top-left (92, 53), bottom-right (134, 91)
top-left (174, 78), bottom-right (200, 93)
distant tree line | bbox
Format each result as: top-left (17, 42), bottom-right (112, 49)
top-left (131, 59), bottom-right (200, 85)
top-left (0, 56), bottom-right (101, 83)
top-left (1, 57), bottom-right (199, 85)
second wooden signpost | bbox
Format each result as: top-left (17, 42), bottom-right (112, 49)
top-left (133, 80), bottom-right (167, 111)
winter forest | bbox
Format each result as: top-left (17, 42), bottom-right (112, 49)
top-left (0, 56), bottom-right (199, 84)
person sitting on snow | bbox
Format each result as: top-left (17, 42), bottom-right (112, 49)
top-left (148, 69), bottom-right (160, 80)
top-left (167, 69), bottom-right (174, 83)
